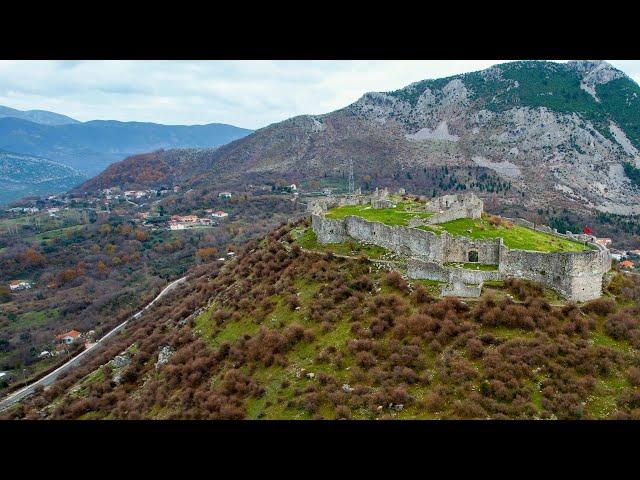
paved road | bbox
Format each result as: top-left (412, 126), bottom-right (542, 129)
top-left (0, 276), bottom-right (187, 412)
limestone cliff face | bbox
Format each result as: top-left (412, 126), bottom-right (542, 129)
top-left (347, 61), bottom-right (640, 215)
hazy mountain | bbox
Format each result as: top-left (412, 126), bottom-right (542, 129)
top-left (0, 105), bottom-right (80, 125)
top-left (0, 150), bottom-right (86, 204)
top-left (0, 118), bottom-right (253, 176)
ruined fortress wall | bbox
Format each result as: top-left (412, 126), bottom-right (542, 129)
top-left (440, 235), bottom-right (501, 265)
top-left (343, 216), bottom-right (442, 261)
top-left (442, 282), bottom-right (483, 298)
top-left (408, 259), bottom-right (503, 283)
top-left (315, 214), bottom-right (501, 265)
top-left (407, 260), bottom-right (450, 282)
top-left (312, 215), bottom-right (350, 243)
top-left (425, 193), bottom-right (483, 224)
top-left (307, 196), bottom-right (365, 214)
top-left (312, 201), bottom-right (610, 301)
top-left (499, 244), bottom-right (611, 301)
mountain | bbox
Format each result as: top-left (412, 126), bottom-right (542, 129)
top-left (0, 118), bottom-right (252, 176)
top-left (0, 105), bottom-right (80, 125)
top-left (86, 61), bottom-right (638, 219)
top-left (186, 60), bottom-right (639, 216)
top-left (6, 220), bottom-right (639, 420)
top-left (75, 148), bottom-right (218, 191)
top-left (0, 150), bottom-right (87, 204)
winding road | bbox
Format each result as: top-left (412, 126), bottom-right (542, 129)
top-left (0, 276), bottom-right (187, 412)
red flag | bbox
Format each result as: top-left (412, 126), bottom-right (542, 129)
top-left (583, 225), bottom-right (593, 235)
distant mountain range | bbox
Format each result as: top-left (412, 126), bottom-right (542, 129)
top-left (0, 116), bottom-right (252, 176)
top-left (0, 105), bottom-right (80, 125)
top-left (0, 150), bottom-right (86, 204)
top-left (0, 105), bottom-right (253, 204)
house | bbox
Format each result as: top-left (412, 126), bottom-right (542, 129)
top-left (611, 250), bottom-right (627, 262)
top-left (218, 192), bottom-right (232, 199)
top-left (211, 211), bottom-right (229, 218)
top-left (169, 222), bottom-right (186, 230)
top-left (619, 260), bottom-right (635, 269)
top-left (9, 280), bottom-right (31, 292)
top-left (56, 329), bottom-right (81, 345)
top-left (630, 249), bottom-right (640, 257)
top-left (595, 238), bottom-right (612, 248)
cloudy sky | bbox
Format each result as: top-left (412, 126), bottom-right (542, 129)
top-left (0, 60), bottom-right (638, 130)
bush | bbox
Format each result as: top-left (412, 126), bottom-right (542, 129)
top-left (582, 298), bottom-right (616, 316)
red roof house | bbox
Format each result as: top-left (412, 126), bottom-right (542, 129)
top-left (56, 330), bottom-right (81, 345)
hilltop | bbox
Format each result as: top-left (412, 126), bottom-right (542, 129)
top-left (4, 220), bottom-right (640, 420)
top-left (0, 105), bottom-right (80, 126)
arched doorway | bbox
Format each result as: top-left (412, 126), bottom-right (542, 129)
top-left (468, 250), bottom-right (479, 263)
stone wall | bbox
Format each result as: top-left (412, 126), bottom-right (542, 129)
top-left (408, 259), bottom-right (503, 284)
top-left (315, 214), bottom-right (501, 265)
top-left (499, 243), bottom-right (611, 301)
top-left (407, 260), bottom-right (450, 282)
top-left (425, 193), bottom-right (483, 224)
top-left (442, 280), bottom-right (483, 298)
top-left (311, 192), bottom-right (611, 302)
top-left (312, 215), bottom-right (350, 243)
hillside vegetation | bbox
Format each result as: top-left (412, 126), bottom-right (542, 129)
top-left (5, 220), bottom-right (640, 420)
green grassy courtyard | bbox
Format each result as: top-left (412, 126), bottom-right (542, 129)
top-left (325, 203), bottom-right (590, 253)
top-left (420, 217), bottom-right (592, 253)
top-left (325, 201), bottom-right (434, 226)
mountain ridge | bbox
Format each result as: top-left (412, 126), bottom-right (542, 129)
top-left (0, 149), bottom-right (87, 203)
top-left (0, 105), bottom-right (80, 125)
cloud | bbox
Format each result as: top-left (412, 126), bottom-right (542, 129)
top-left (0, 60), bottom-right (637, 129)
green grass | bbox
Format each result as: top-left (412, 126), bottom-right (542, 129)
top-left (586, 374), bottom-right (630, 419)
top-left (423, 217), bottom-right (592, 253)
top-left (293, 227), bottom-right (389, 259)
top-left (7, 309), bottom-right (59, 334)
top-left (325, 201), bottom-right (434, 227)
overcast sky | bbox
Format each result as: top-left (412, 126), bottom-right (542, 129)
top-left (0, 60), bottom-right (638, 130)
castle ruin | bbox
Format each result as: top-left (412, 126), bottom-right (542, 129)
top-left (309, 191), bottom-right (611, 302)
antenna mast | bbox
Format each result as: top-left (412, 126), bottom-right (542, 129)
top-left (348, 158), bottom-right (354, 194)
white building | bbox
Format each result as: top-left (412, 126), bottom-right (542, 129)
top-left (9, 280), bottom-right (31, 291)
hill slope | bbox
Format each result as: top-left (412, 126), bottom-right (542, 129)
top-left (0, 150), bottom-right (86, 204)
top-left (0, 118), bottom-right (252, 176)
top-left (162, 60), bottom-right (638, 216)
top-left (5, 220), bottom-right (640, 420)
top-left (0, 105), bottom-right (80, 126)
